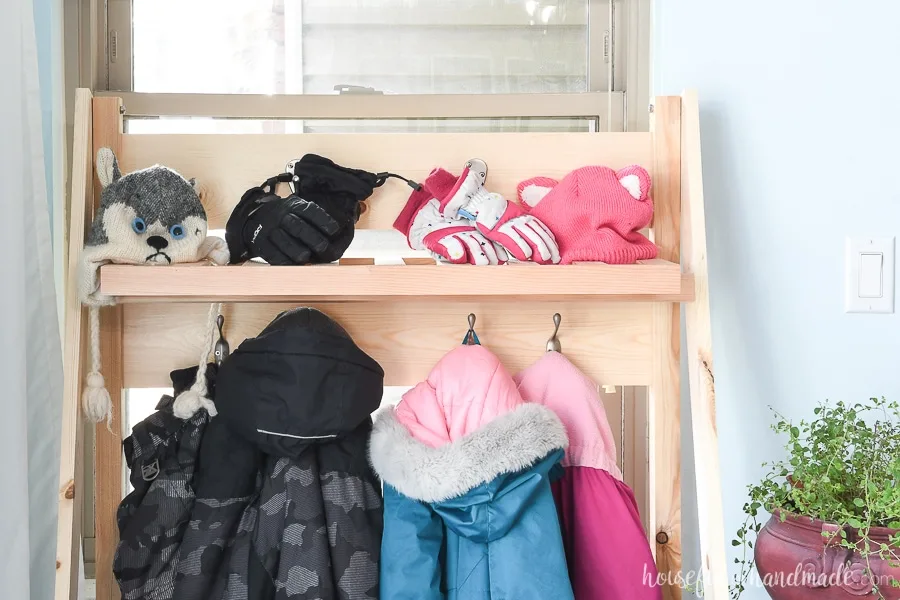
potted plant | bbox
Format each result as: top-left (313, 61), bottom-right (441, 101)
top-left (730, 396), bottom-right (900, 599)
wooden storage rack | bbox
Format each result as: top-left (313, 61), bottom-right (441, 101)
top-left (57, 88), bottom-right (727, 600)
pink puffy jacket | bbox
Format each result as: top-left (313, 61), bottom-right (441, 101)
top-left (515, 352), bottom-right (663, 600)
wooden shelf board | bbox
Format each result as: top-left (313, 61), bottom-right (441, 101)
top-left (98, 259), bottom-right (694, 303)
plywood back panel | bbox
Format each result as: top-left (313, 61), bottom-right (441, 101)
top-left (122, 301), bottom-right (653, 388)
top-left (119, 132), bottom-right (654, 230)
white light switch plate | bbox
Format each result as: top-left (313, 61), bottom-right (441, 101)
top-left (845, 236), bottom-right (894, 313)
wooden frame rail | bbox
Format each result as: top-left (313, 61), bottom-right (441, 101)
top-left (96, 91), bottom-right (624, 122)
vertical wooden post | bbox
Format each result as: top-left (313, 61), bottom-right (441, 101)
top-left (56, 88), bottom-right (93, 600)
top-left (681, 89), bottom-right (728, 599)
top-left (627, 386), bottom-right (651, 534)
top-left (649, 96), bottom-right (683, 600)
top-left (92, 96), bottom-right (125, 600)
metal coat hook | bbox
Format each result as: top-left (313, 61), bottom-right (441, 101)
top-left (214, 314), bottom-right (230, 365)
top-left (464, 157), bottom-right (488, 182)
top-left (546, 313), bottom-right (562, 353)
top-left (462, 313), bottom-right (481, 346)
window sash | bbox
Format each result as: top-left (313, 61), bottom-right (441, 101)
top-left (111, 1), bottom-right (616, 93)
top-left (102, 0), bottom-right (648, 131)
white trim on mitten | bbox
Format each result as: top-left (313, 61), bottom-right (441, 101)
top-left (440, 230), bottom-right (503, 265)
top-left (408, 198), bottom-right (472, 250)
top-left (442, 168), bottom-right (497, 220)
top-left (495, 216), bottom-right (560, 264)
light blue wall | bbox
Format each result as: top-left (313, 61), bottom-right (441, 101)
top-left (654, 0), bottom-right (900, 597)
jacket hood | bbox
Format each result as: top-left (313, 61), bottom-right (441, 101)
top-left (369, 345), bottom-right (568, 504)
top-left (392, 344), bottom-right (529, 446)
top-left (216, 307), bottom-right (384, 458)
top-left (515, 351), bottom-right (623, 478)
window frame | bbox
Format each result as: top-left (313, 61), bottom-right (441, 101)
top-left (74, 0), bottom-right (652, 574)
top-left (101, 0), bottom-right (650, 131)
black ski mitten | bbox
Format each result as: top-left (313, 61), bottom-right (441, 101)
top-left (226, 157), bottom-right (420, 265)
top-left (225, 173), bottom-right (346, 265)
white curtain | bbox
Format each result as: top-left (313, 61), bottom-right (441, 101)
top-left (0, 0), bottom-right (65, 598)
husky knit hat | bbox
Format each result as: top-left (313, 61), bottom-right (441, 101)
top-left (516, 165), bottom-right (658, 265)
top-left (80, 147), bottom-right (229, 427)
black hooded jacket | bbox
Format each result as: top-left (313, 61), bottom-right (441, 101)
top-left (212, 307), bottom-right (385, 600)
top-left (115, 308), bottom-right (385, 600)
top-left (114, 364), bottom-right (217, 600)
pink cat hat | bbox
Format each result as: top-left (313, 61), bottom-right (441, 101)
top-left (516, 165), bottom-right (658, 264)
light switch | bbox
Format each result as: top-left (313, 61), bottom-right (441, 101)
top-left (845, 237), bottom-right (894, 313)
top-left (858, 253), bottom-right (883, 298)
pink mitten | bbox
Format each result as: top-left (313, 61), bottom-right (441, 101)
top-left (438, 166), bottom-right (560, 264)
top-left (393, 182), bottom-right (507, 265)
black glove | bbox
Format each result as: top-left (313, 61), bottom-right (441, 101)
top-left (287, 153), bottom-right (420, 226)
top-left (226, 175), bottom-right (348, 265)
top-left (226, 157), bottom-right (420, 265)
top-left (290, 153), bottom-right (385, 204)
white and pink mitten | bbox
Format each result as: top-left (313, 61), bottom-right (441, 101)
top-left (438, 166), bottom-right (560, 264)
top-left (393, 176), bottom-right (508, 265)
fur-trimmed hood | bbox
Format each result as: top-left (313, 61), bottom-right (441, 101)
top-left (369, 345), bottom-right (568, 503)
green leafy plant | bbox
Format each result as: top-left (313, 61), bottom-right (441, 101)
top-left (730, 396), bottom-right (900, 599)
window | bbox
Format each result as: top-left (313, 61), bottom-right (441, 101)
top-left (126, 0), bottom-right (601, 95)
top-left (104, 0), bottom-right (650, 132)
top-left (79, 0), bottom-right (652, 573)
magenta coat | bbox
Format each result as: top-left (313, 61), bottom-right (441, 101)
top-left (515, 352), bottom-right (662, 600)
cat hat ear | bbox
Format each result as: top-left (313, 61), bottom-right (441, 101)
top-left (516, 176), bottom-right (560, 209)
top-left (96, 147), bottom-right (121, 188)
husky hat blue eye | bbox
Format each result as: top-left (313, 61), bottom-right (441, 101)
top-left (131, 217), bottom-right (146, 234)
top-left (169, 224), bottom-right (186, 240)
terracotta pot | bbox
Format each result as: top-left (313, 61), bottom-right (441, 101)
top-left (754, 510), bottom-right (900, 599)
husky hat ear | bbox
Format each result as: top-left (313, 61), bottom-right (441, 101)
top-left (97, 147), bottom-right (121, 188)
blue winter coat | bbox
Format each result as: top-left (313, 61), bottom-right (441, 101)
top-left (369, 345), bottom-right (575, 600)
